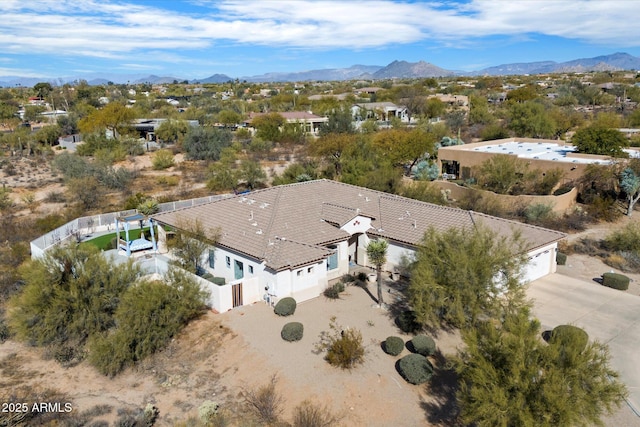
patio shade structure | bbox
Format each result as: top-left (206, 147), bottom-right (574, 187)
top-left (115, 213), bottom-right (157, 256)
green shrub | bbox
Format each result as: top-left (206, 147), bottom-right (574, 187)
top-left (356, 272), bottom-right (369, 282)
top-left (602, 272), bottom-right (630, 290)
top-left (396, 310), bottom-right (420, 334)
top-left (410, 335), bottom-right (437, 356)
top-left (316, 317), bottom-right (364, 370)
top-left (556, 252), bottom-right (567, 265)
top-left (152, 149), bottom-right (175, 170)
top-left (398, 354), bottom-right (434, 385)
top-left (274, 297), bottom-right (297, 316)
top-left (323, 282), bottom-right (345, 299)
top-left (550, 325), bottom-right (589, 353)
top-left (383, 336), bottom-right (404, 356)
top-left (292, 400), bottom-right (340, 427)
top-left (525, 203), bottom-right (555, 223)
top-left (340, 273), bottom-right (355, 283)
top-left (281, 322), bottom-right (304, 342)
top-left (604, 222), bottom-right (640, 253)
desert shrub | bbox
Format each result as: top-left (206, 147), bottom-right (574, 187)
top-left (383, 336), bottom-right (404, 356)
top-left (88, 268), bottom-right (208, 376)
top-left (617, 251), bottom-right (640, 272)
top-left (157, 175), bottom-right (180, 186)
top-left (571, 238), bottom-right (606, 257)
top-left (398, 353), bottom-right (434, 385)
top-left (524, 203), bottom-right (555, 224)
top-left (604, 253), bottom-right (627, 270)
top-left (44, 191), bottom-right (66, 203)
top-left (292, 400), bottom-right (341, 427)
top-left (316, 316), bottom-right (365, 369)
top-left (323, 282), bottom-right (345, 299)
top-left (281, 322), bottom-right (304, 342)
top-left (199, 401), bottom-right (228, 426)
top-left (550, 325), bottom-right (589, 353)
top-left (396, 310), bottom-right (421, 334)
top-left (410, 335), bottom-right (437, 356)
top-left (274, 297), bottom-right (296, 316)
top-left (556, 252), bottom-right (567, 265)
top-left (357, 272), bottom-right (369, 282)
top-left (8, 245), bottom-right (142, 348)
top-left (340, 273), bottom-right (355, 283)
top-left (242, 375), bottom-right (284, 425)
top-left (113, 404), bottom-right (158, 427)
top-left (601, 272), bottom-right (630, 290)
top-left (0, 314), bottom-right (9, 343)
top-left (603, 222), bottom-right (640, 253)
top-left (152, 149), bottom-right (175, 170)
top-left (51, 344), bottom-right (85, 367)
top-left (584, 195), bottom-right (621, 222)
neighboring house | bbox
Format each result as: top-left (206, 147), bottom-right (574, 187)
top-left (244, 111), bottom-right (328, 136)
top-left (437, 137), bottom-right (640, 182)
top-left (428, 93), bottom-right (469, 110)
top-left (352, 102), bottom-right (408, 122)
top-left (152, 180), bottom-right (565, 312)
top-left (133, 118), bottom-right (199, 141)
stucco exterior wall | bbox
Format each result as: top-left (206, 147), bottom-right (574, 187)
top-left (436, 138), bottom-right (621, 182)
top-left (431, 181), bottom-right (578, 213)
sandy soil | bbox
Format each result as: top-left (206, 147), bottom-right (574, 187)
top-left (0, 283), bottom-right (461, 426)
top-left (2, 152), bottom-right (640, 425)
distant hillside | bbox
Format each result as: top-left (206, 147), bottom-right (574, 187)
top-left (476, 52), bottom-right (640, 76)
top-left (196, 74), bottom-right (233, 83)
top-left (242, 64), bottom-right (382, 82)
top-left (373, 60), bottom-right (454, 78)
top-left (475, 61), bottom-right (557, 76)
top-left (3, 52), bottom-right (640, 87)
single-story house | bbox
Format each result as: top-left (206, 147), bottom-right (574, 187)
top-left (244, 111), bottom-right (328, 136)
top-left (351, 102), bottom-right (408, 122)
top-left (152, 179), bottom-right (565, 312)
top-left (437, 137), bottom-right (640, 182)
top-left (133, 118), bottom-right (199, 141)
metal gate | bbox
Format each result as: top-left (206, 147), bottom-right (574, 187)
top-left (232, 283), bottom-right (243, 308)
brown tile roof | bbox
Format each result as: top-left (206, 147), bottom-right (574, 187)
top-left (153, 180), bottom-right (565, 271)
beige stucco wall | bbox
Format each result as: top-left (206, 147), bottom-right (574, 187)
top-left (431, 181), bottom-right (578, 213)
top-left (436, 138), bottom-right (627, 182)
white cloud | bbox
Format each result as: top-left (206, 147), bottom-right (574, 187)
top-left (0, 0), bottom-right (639, 61)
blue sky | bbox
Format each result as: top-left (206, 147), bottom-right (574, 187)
top-left (1, 0), bottom-right (640, 80)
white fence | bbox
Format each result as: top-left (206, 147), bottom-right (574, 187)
top-left (30, 194), bottom-right (233, 258)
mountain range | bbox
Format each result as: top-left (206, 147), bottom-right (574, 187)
top-left (2, 52), bottom-right (639, 87)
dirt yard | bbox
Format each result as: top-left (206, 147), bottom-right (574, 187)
top-left (0, 284), bottom-right (462, 426)
top-left (2, 150), bottom-right (640, 425)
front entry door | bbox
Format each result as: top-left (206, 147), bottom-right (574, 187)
top-left (232, 283), bottom-right (243, 308)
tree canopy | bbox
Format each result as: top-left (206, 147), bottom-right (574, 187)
top-left (409, 226), bottom-right (527, 329)
top-left (456, 305), bottom-right (627, 427)
top-left (78, 102), bottom-right (136, 139)
top-left (572, 125), bottom-right (628, 157)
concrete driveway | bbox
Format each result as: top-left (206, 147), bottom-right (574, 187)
top-left (528, 273), bottom-right (640, 417)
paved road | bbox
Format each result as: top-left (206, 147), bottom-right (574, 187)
top-left (528, 273), bottom-right (640, 417)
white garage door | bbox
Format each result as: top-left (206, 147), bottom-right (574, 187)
top-left (523, 248), bottom-right (553, 283)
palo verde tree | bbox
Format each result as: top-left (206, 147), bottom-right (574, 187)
top-left (170, 218), bottom-right (221, 274)
top-left (78, 102), bottom-right (136, 140)
top-left (456, 303), bottom-right (627, 427)
top-left (409, 225), bottom-right (527, 329)
top-left (8, 244), bottom-right (142, 348)
top-left (366, 239), bottom-right (389, 305)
